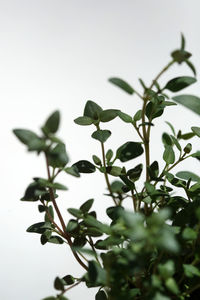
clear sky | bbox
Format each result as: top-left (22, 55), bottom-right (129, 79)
top-left (1, 1), bottom-right (200, 299)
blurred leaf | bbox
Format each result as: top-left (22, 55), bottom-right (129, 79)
top-left (165, 76), bottom-right (196, 92)
top-left (165, 121), bottom-right (176, 136)
top-left (172, 94), bottom-right (200, 116)
top-left (80, 199), bottom-right (94, 213)
top-left (183, 264), bottom-right (200, 278)
top-left (109, 77), bottom-right (134, 94)
top-left (13, 129), bottom-right (39, 146)
top-left (165, 278), bottom-right (179, 295)
top-left (191, 126), bottom-right (200, 137)
top-left (100, 109), bottom-right (119, 122)
top-left (176, 171), bottom-right (200, 182)
top-left (48, 143), bottom-right (69, 168)
top-left (74, 116), bottom-right (93, 125)
top-left (44, 111), bottom-right (60, 134)
top-left (84, 101), bottom-right (103, 120)
top-left (163, 146), bottom-right (175, 164)
top-left (95, 290), bottom-right (107, 300)
top-left (62, 275), bottom-right (75, 285)
top-left (171, 49), bottom-right (191, 64)
top-left (64, 166), bottom-right (80, 177)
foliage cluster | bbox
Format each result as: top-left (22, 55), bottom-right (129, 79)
top-left (14, 36), bottom-right (200, 300)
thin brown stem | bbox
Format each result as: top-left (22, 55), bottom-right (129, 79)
top-left (44, 153), bottom-right (88, 271)
top-left (131, 189), bottom-right (137, 212)
top-left (60, 280), bottom-right (82, 296)
top-left (96, 124), bottom-right (117, 205)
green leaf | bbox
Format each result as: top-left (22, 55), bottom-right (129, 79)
top-left (106, 206), bottom-right (124, 221)
top-left (145, 102), bottom-right (163, 120)
top-left (84, 216), bottom-right (110, 234)
top-left (80, 199), bottom-right (94, 213)
top-left (40, 230), bottom-right (52, 245)
top-left (26, 222), bottom-right (53, 234)
top-left (191, 126), bottom-right (200, 137)
top-left (176, 171), bottom-right (200, 182)
top-left (163, 146), bottom-right (175, 164)
top-left (110, 180), bottom-right (124, 193)
top-left (181, 33), bottom-right (185, 50)
top-left (66, 219), bottom-right (79, 233)
top-left (92, 155), bottom-right (102, 166)
top-left (165, 76), bottom-right (196, 92)
top-left (48, 236), bottom-right (64, 244)
top-left (45, 205), bottom-right (54, 222)
top-left (88, 261), bottom-right (106, 285)
top-left (158, 260), bottom-right (175, 279)
top-left (54, 277), bottom-right (65, 291)
top-left (27, 138), bottom-right (46, 152)
top-left (165, 278), bottom-right (179, 295)
top-left (172, 94), bottom-right (200, 116)
top-left (68, 208), bottom-right (83, 218)
top-left (84, 101), bottom-right (103, 120)
top-left (133, 110), bottom-right (142, 122)
top-left (74, 116), bottom-right (93, 126)
top-left (109, 77), bottom-right (134, 95)
top-left (171, 49), bottom-right (191, 64)
top-left (185, 59), bottom-right (196, 76)
top-left (64, 166), bottom-right (80, 177)
top-left (92, 130), bottom-right (111, 143)
top-left (118, 111), bottom-right (132, 123)
top-left (100, 109), bottom-right (119, 122)
top-left (106, 166), bottom-right (123, 176)
top-left (116, 141), bottom-right (144, 162)
top-left (162, 133), bottom-right (173, 146)
top-left (106, 149), bottom-right (113, 163)
top-left (148, 161), bottom-right (159, 180)
top-left (47, 143), bottom-right (69, 168)
top-left (183, 264), bottom-right (200, 278)
top-left (127, 164), bottom-right (143, 181)
top-left (62, 275), bottom-right (75, 285)
top-left (182, 227), bottom-right (197, 240)
top-left (170, 135), bottom-right (181, 151)
top-left (95, 290), bottom-right (107, 300)
top-left (165, 121), bottom-right (176, 136)
top-left (44, 111), bottom-right (60, 134)
top-left (154, 293), bottom-right (170, 300)
top-left (21, 181), bottom-right (46, 202)
top-left (72, 160), bottom-right (96, 173)
top-left (13, 129), bottom-right (39, 146)
top-left (38, 178), bottom-right (67, 190)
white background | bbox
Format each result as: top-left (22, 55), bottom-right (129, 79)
top-left (1, 1), bottom-right (200, 299)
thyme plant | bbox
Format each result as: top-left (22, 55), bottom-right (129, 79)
top-left (14, 36), bottom-right (200, 300)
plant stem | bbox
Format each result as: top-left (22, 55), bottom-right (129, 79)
top-left (44, 153), bottom-right (88, 271)
top-left (149, 60), bottom-right (175, 90)
top-left (96, 125), bottom-right (118, 205)
top-left (131, 189), bottom-right (137, 212)
top-left (60, 280), bottom-right (82, 296)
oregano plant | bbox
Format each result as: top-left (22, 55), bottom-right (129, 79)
top-left (14, 35), bottom-right (200, 300)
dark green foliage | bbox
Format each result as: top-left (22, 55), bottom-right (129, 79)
top-left (92, 130), bottom-right (111, 143)
top-left (14, 36), bottom-right (200, 300)
top-left (116, 141), bottom-right (144, 162)
top-left (72, 160), bottom-right (96, 173)
top-left (44, 111), bottom-right (60, 134)
top-left (165, 76), bottom-right (196, 92)
top-left (84, 100), bottom-right (103, 120)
